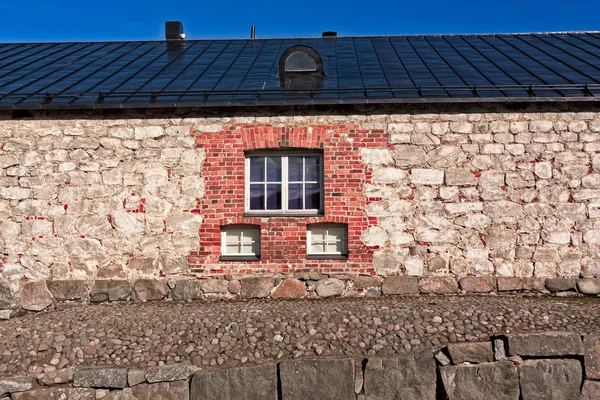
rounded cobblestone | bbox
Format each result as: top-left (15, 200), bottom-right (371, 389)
top-left (1, 295), bottom-right (600, 377)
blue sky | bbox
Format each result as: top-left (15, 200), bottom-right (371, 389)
top-left (0, 0), bottom-right (599, 42)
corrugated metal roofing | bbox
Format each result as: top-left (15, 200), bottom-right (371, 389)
top-left (0, 32), bottom-right (600, 110)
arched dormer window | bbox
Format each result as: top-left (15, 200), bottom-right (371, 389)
top-left (279, 45), bottom-right (324, 90)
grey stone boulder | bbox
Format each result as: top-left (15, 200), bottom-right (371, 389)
top-left (191, 363), bottom-right (277, 400)
top-left (12, 388), bottom-right (96, 400)
top-left (127, 369), bottom-right (146, 387)
top-left (280, 358), bottom-right (354, 400)
top-left (382, 277), bottom-right (419, 295)
top-left (578, 278), bottom-right (600, 295)
top-left (240, 277), bottom-right (274, 298)
top-left (519, 359), bottom-right (582, 400)
top-left (364, 350), bottom-right (437, 400)
top-left (73, 366), bottom-right (128, 389)
top-left (19, 281), bottom-right (54, 311)
top-left (90, 280), bottom-right (130, 302)
top-left (0, 377), bottom-right (33, 397)
top-left (131, 280), bottom-right (167, 301)
top-left (46, 280), bottom-right (87, 301)
top-left (0, 281), bottom-right (14, 309)
top-left (545, 278), bottom-right (576, 292)
top-left (145, 364), bottom-right (196, 383)
top-left (439, 361), bottom-right (519, 400)
top-left (508, 332), bottom-right (583, 357)
top-left (446, 341), bottom-right (493, 364)
top-left (314, 278), bottom-right (345, 297)
top-left (172, 280), bottom-right (203, 300)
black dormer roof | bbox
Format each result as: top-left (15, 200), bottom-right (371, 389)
top-left (0, 32), bottom-right (600, 110)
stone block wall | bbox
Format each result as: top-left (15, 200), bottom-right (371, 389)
top-left (1, 104), bottom-right (600, 309)
top-left (1, 331), bottom-right (598, 399)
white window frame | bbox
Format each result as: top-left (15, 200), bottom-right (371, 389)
top-left (245, 151), bottom-right (324, 216)
top-left (221, 225), bottom-right (260, 259)
top-left (307, 224), bottom-right (348, 257)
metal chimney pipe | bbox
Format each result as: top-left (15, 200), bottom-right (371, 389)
top-left (251, 26), bottom-right (256, 39)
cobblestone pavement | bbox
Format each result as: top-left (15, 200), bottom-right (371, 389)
top-left (1, 295), bottom-right (600, 377)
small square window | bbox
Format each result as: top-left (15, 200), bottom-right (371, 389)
top-left (221, 225), bottom-right (260, 261)
top-left (307, 224), bottom-right (347, 259)
top-left (246, 152), bottom-right (323, 215)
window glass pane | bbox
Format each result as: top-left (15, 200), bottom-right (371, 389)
top-left (327, 228), bottom-right (345, 242)
top-left (225, 230), bottom-right (241, 243)
top-left (266, 157), bottom-right (282, 182)
top-left (310, 230), bottom-right (324, 242)
top-left (266, 184), bottom-right (282, 210)
top-left (250, 184), bottom-right (265, 210)
top-left (250, 157), bottom-right (265, 182)
top-left (288, 156), bottom-right (303, 181)
top-left (305, 183), bottom-right (321, 210)
top-left (327, 242), bottom-right (343, 254)
top-left (225, 243), bottom-right (240, 254)
top-left (242, 243), bottom-right (257, 254)
top-left (305, 157), bottom-right (320, 181)
top-left (241, 230), bottom-right (257, 243)
top-left (311, 242), bottom-right (325, 253)
top-left (288, 183), bottom-right (303, 210)
top-left (285, 52), bottom-right (317, 72)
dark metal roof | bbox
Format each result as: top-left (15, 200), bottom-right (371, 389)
top-left (1, 32), bottom-right (600, 110)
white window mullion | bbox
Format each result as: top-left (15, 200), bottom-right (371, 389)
top-left (282, 157), bottom-right (288, 213)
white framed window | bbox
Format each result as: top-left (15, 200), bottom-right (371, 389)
top-left (221, 225), bottom-right (260, 259)
top-left (245, 151), bottom-right (323, 215)
top-left (307, 224), bottom-right (348, 258)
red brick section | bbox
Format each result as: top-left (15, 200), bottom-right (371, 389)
top-left (189, 124), bottom-right (387, 275)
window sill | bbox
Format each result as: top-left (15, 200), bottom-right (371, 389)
top-left (306, 254), bottom-right (348, 261)
top-left (219, 256), bottom-right (261, 262)
top-left (244, 212), bottom-right (324, 218)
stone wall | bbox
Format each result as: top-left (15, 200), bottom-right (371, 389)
top-left (1, 331), bottom-right (598, 399)
top-left (2, 103), bottom-right (600, 310)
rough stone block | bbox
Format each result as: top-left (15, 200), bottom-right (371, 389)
top-left (145, 364), bottom-right (196, 383)
top-left (0, 377), bottom-right (33, 397)
top-left (73, 367), bottom-right (128, 389)
top-left (127, 369), bottom-right (146, 387)
top-left (46, 280), bottom-right (88, 301)
top-left (582, 380), bottom-right (600, 400)
top-left (447, 341), bottom-right (493, 364)
top-left (272, 279), bottom-right (307, 298)
top-left (19, 281), bottom-right (54, 311)
top-left (129, 380), bottom-right (189, 400)
top-left (519, 359), bottom-right (582, 400)
top-left (364, 350), bottom-right (437, 400)
top-left (172, 281), bottom-right (203, 300)
top-left (584, 335), bottom-right (600, 380)
top-left (191, 364), bottom-right (277, 400)
top-left (545, 278), bottom-right (576, 292)
top-left (240, 277), bottom-right (274, 298)
top-left (353, 276), bottom-right (382, 290)
top-left (497, 277), bottom-right (523, 291)
top-left (0, 281), bottom-right (14, 309)
top-left (459, 277), bottom-right (495, 293)
top-left (419, 277), bottom-right (458, 294)
top-left (90, 280), bottom-right (130, 302)
top-left (382, 277), bottom-right (419, 295)
top-left (279, 358), bottom-right (354, 400)
top-left (314, 278), bottom-right (345, 297)
top-left (37, 368), bottom-right (75, 386)
top-left (578, 278), bottom-right (600, 295)
top-left (131, 280), bottom-right (167, 301)
top-left (439, 361), bottom-right (519, 400)
top-left (523, 277), bottom-right (546, 291)
top-left (12, 388), bottom-right (96, 400)
top-left (198, 279), bottom-right (229, 294)
top-left (508, 332), bottom-right (583, 357)
top-left (410, 169), bottom-right (444, 185)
